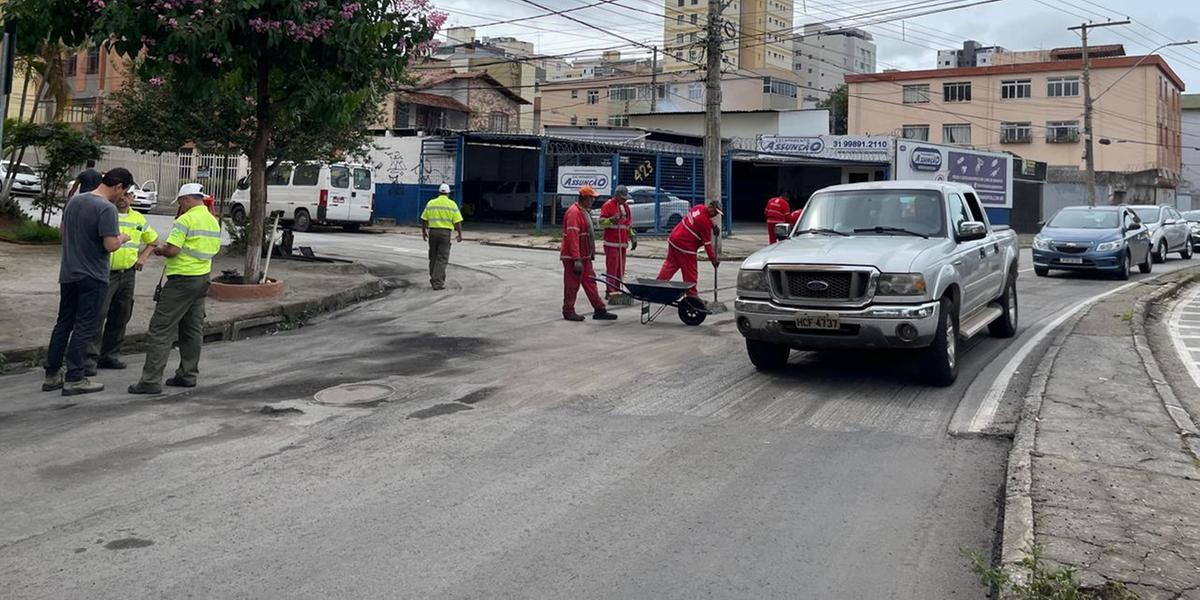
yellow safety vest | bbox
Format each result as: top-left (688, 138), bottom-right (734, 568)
top-left (165, 205), bottom-right (221, 277)
top-left (111, 209), bottom-right (158, 271)
top-left (421, 195), bottom-right (463, 230)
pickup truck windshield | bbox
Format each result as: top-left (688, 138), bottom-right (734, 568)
top-left (1047, 209), bottom-right (1120, 229)
top-left (796, 190), bottom-right (945, 237)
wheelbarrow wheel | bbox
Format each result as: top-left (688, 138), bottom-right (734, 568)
top-left (677, 296), bottom-right (707, 326)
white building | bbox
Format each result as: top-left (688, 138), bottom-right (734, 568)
top-left (936, 40), bottom-right (1008, 69)
top-left (1181, 94), bottom-right (1200, 209)
top-left (792, 24), bottom-right (875, 103)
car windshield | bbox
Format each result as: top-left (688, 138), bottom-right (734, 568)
top-left (1047, 209), bottom-right (1120, 229)
top-left (794, 190), bottom-right (945, 237)
top-left (1183, 210), bottom-right (1200, 221)
top-left (1132, 207), bottom-right (1161, 223)
top-left (13, 165), bottom-right (36, 175)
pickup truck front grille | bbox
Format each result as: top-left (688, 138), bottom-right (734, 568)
top-left (770, 268), bottom-right (872, 304)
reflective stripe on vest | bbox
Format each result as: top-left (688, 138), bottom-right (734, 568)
top-left (111, 211), bottom-right (156, 271)
top-left (422, 196), bottom-right (461, 230)
top-left (603, 241), bottom-right (629, 249)
top-left (165, 206), bottom-right (221, 277)
top-left (668, 241), bottom-right (698, 255)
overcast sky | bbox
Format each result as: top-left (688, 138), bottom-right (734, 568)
top-left (433, 0), bottom-right (1200, 91)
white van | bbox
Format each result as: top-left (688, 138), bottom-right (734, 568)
top-left (229, 161), bottom-right (374, 231)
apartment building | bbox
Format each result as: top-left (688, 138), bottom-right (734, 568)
top-left (793, 24), bottom-right (875, 102)
top-left (38, 44), bottom-right (132, 125)
top-left (846, 52), bottom-right (1186, 179)
top-left (1182, 94), bottom-right (1200, 206)
top-left (936, 40), bottom-right (1008, 69)
top-left (540, 69), bottom-right (803, 127)
top-left (662, 0), bottom-right (794, 73)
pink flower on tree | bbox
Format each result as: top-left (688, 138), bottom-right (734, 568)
top-left (149, 76), bottom-right (165, 86)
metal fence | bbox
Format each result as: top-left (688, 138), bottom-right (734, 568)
top-left (95, 146), bottom-right (249, 209)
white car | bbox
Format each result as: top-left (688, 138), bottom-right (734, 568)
top-left (1, 163), bottom-right (42, 197)
top-left (482, 181), bottom-right (536, 215)
top-left (128, 181), bottom-right (158, 213)
top-left (589, 186), bottom-right (691, 232)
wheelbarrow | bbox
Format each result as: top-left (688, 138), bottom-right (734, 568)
top-left (596, 274), bottom-right (710, 326)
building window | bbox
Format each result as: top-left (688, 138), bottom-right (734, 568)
top-left (690, 13), bottom-right (698, 24)
top-left (676, 14), bottom-right (683, 24)
top-left (689, 32), bottom-right (696, 43)
top-left (943, 82), bottom-right (971, 102)
top-left (570, 116), bottom-right (577, 125)
top-left (586, 90), bottom-right (599, 104)
top-left (903, 84), bottom-right (930, 104)
top-left (688, 82), bottom-right (703, 101)
top-left (86, 46), bottom-right (100, 75)
top-left (901, 125), bottom-right (930, 141)
top-left (608, 114), bottom-right (629, 127)
top-left (1046, 76), bottom-right (1080, 97)
top-left (677, 0), bottom-right (683, 5)
top-left (64, 53), bottom-right (77, 76)
top-left (570, 89), bottom-right (578, 99)
top-left (676, 33), bottom-right (683, 44)
top-left (943, 123), bottom-right (971, 145)
top-left (1000, 122), bottom-right (1032, 144)
top-left (609, 84), bottom-right (637, 101)
top-left (762, 77), bottom-right (797, 98)
top-left (1046, 120), bottom-right (1080, 143)
top-left (489, 112), bottom-right (509, 132)
top-left (688, 50), bottom-right (697, 61)
top-left (1001, 79), bottom-right (1031, 99)
top-left (691, 0), bottom-right (697, 4)
top-left (586, 117), bottom-right (598, 126)
top-left (656, 84), bottom-right (668, 99)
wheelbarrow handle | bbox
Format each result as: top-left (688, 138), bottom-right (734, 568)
top-left (591, 273), bottom-right (630, 295)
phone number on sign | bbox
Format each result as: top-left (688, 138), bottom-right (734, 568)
top-left (829, 139), bottom-right (890, 149)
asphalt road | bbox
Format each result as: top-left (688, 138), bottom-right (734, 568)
top-left (3, 227), bottom-right (1198, 599)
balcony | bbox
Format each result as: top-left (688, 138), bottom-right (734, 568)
top-left (1000, 132), bottom-right (1032, 144)
top-left (1046, 132), bottom-right (1081, 144)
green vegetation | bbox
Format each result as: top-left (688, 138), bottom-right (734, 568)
top-left (0, 217), bottom-right (60, 243)
top-left (964, 546), bottom-right (1140, 600)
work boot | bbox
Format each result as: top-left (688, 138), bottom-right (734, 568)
top-left (128, 382), bottom-right (164, 395)
top-left (592, 310), bottom-right (618, 321)
top-left (165, 376), bottom-right (196, 388)
top-left (62, 378), bottom-right (104, 397)
top-left (97, 358), bottom-right (127, 370)
top-left (563, 313), bottom-right (585, 322)
top-left (42, 372), bottom-right (64, 392)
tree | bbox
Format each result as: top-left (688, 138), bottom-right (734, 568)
top-left (818, 84), bottom-right (848, 135)
top-left (4, 120), bottom-right (103, 223)
top-left (8, 0), bottom-right (444, 282)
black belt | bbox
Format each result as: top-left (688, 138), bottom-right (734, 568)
top-left (166, 274), bottom-right (209, 280)
top-left (110, 268), bottom-right (132, 274)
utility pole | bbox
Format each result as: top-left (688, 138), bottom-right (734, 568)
top-left (704, 0), bottom-right (723, 215)
top-left (650, 45), bottom-right (658, 113)
top-left (1069, 20), bottom-right (1129, 207)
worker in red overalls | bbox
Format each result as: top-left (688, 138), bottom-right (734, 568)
top-left (599, 185), bottom-right (636, 301)
top-left (765, 195), bottom-right (791, 243)
top-left (561, 185), bottom-right (617, 322)
top-left (787, 207), bottom-right (804, 227)
top-left (657, 202), bottom-right (721, 298)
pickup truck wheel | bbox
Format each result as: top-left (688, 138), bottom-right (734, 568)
top-left (988, 275), bottom-right (1018, 338)
top-left (923, 297), bottom-right (958, 386)
top-left (746, 339), bottom-right (790, 371)
top-left (1181, 238), bottom-right (1193, 260)
top-left (293, 209), bottom-right (312, 232)
top-left (1115, 251), bottom-right (1131, 280)
top-left (1034, 266), bottom-right (1049, 277)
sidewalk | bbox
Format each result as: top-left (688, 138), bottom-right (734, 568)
top-left (0, 243), bottom-right (391, 367)
top-left (1003, 270), bottom-right (1200, 598)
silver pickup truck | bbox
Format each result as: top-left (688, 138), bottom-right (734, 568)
top-left (734, 181), bottom-right (1020, 385)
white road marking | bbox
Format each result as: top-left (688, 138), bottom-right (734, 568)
top-left (966, 279), bottom-right (1143, 433)
top-left (1168, 286), bottom-right (1200, 390)
top-left (372, 244), bottom-right (419, 254)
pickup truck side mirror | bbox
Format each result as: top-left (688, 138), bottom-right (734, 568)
top-left (957, 221), bottom-right (988, 242)
top-left (774, 223), bottom-right (791, 241)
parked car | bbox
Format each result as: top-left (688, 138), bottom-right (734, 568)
top-left (1032, 206), bottom-right (1153, 279)
top-left (1128, 204), bottom-right (1193, 263)
top-left (482, 181), bottom-right (536, 215)
top-left (128, 181), bottom-right (158, 213)
top-left (0, 162), bottom-right (42, 197)
top-left (587, 186), bottom-right (691, 232)
top-left (229, 161), bottom-right (375, 232)
top-left (1181, 210), bottom-right (1200, 251)
top-left (734, 181), bottom-right (1019, 386)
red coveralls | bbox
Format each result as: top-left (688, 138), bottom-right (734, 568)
top-left (657, 204), bottom-right (717, 297)
top-left (787, 208), bottom-right (803, 226)
top-left (599, 197), bottom-right (632, 294)
top-left (765, 196), bottom-right (791, 243)
top-left (561, 203), bottom-right (606, 317)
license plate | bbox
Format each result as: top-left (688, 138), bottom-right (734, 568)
top-left (1060, 257), bottom-right (1084, 264)
top-left (795, 312), bottom-right (840, 330)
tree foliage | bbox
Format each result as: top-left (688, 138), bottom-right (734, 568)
top-left (4, 120), bottom-right (103, 223)
top-left (819, 84), bottom-right (849, 135)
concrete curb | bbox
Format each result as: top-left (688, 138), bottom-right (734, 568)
top-left (998, 269), bottom-right (1200, 586)
top-left (0, 277), bottom-right (391, 368)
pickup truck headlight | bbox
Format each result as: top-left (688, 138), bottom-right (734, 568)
top-left (1032, 236), bottom-right (1052, 251)
top-left (877, 273), bottom-right (927, 296)
top-left (1094, 240), bottom-right (1123, 252)
top-left (737, 269), bottom-right (769, 294)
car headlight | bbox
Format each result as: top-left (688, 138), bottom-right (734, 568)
top-left (1094, 240), bottom-right (1123, 252)
top-left (1032, 237), bottom-right (1052, 251)
top-left (737, 269), bottom-right (769, 294)
top-left (877, 273), bottom-right (927, 296)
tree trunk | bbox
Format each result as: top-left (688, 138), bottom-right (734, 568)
top-left (243, 59), bottom-right (271, 284)
top-left (0, 64), bottom-right (34, 218)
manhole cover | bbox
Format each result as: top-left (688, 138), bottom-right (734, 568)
top-left (314, 382), bottom-right (396, 406)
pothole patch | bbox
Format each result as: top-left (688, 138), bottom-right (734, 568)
top-left (313, 382), bottom-right (397, 406)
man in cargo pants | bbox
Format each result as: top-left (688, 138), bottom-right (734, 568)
top-left (421, 184), bottom-right (464, 291)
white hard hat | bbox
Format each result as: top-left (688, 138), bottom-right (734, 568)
top-left (438, 183), bottom-right (450, 194)
top-left (177, 182), bottom-right (205, 198)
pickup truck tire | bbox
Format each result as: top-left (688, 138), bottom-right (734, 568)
top-left (988, 275), bottom-right (1018, 338)
top-left (923, 297), bottom-right (958, 386)
top-left (1138, 249), bottom-right (1153, 273)
top-left (1181, 238), bottom-right (1193, 259)
top-left (1116, 251), bottom-right (1131, 280)
top-left (293, 209), bottom-right (312, 232)
top-left (1034, 266), bottom-right (1049, 277)
top-left (746, 339), bottom-right (790, 371)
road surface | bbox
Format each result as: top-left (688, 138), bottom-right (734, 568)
top-left (3, 227), bottom-right (1196, 598)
